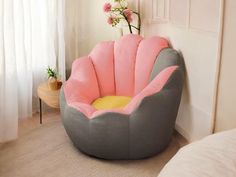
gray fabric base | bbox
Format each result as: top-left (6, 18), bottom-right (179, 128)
top-left (60, 48), bottom-right (184, 160)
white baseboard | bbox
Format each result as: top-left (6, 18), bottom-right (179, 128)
top-left (175, 124), bottom-right (191, 142)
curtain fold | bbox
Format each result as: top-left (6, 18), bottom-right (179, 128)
top-left (0, 0), bottom-right (65, 142)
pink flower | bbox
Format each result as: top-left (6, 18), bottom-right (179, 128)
top-left (103, 3), bottom-right (112, 12)
top-left (123, 9), bottom-right (132, 18)
top-left (123, 9), bottom-right (133, 23)
top-left (107, 16), bottom-right (114, 25)
top-left (127, 16), bottom-right (133, 23)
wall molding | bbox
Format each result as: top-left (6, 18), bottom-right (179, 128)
top-left (211, 0), bottom-right (225, 133)
top-left (145, 0), bottom-right (220, 34)
top-left (188, 0), bottom-right (220, 34)
top-left (151, 0), bottom-right (169, 23)
top-left (169, 0), bottom-right (189, 28)
top-left (175, 124), bottom-right (191, 142)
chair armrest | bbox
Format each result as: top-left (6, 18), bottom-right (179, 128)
top-left (64, 56), bottom-right (100, 105)
top-left (124, 66), bottom-right (178, 114)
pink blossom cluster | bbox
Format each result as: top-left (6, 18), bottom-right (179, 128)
top-left (103, 3), bottom-right (112, 13)
top-left (107, 16), bottom-right (114, 25)
top-left (103, 1), bottom-right (133, 25)
top-left (102, 0), bottom-right (141, 34)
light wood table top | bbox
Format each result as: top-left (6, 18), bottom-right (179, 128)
top-left (37, 82), bottom-right (60, 109)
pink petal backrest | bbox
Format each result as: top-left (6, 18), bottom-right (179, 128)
top-left (134, 36), bottom-right (169, 94)
top-left (114, 35), bottom-right (143, 96)
top-left (89, 41), bottom-right (115, 96)
top-left (64, 56), bottom-right (99, 104)
top-left (88, 34), bottom-right (169, 97)
top-left (64, 34), bottom-right (175, 118)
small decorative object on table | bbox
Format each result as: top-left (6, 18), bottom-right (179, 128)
top-left (103, 0), bottom-right (141, 34)
top-left (37, 67), bottom-right (62, 124)
top-left (46, 66), bottom-right (62, 90)
top-left (37, 82), bottom-right (60, 124)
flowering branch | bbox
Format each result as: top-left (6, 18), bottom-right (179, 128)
top-left (103, 0), bottom-right (141, 34)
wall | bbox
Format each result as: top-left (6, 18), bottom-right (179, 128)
top-left (141, 0), bottom-right (222, 141)
top-left (65, 0), bottom-right (119, 74)
top-left (215, 0), bottom-right (236, 132)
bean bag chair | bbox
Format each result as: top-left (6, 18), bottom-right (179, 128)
top-left (60, 34), bottom-right (184, 160)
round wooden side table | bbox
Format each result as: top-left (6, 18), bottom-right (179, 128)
top-left (37, 82), bottom-right (60, 124)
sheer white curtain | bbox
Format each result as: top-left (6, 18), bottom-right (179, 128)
top-left (0, 0), bottom-right (65, 142)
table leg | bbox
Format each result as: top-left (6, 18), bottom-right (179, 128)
top-left (39, 98), bottom-right (42, 124)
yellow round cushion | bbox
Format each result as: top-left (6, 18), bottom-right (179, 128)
top-left (92, 96), bottom-right (132, 110)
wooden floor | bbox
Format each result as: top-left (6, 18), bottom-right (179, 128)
top-left (0, 111), bottom-right (187, 177)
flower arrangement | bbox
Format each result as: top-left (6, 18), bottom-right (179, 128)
top-left (103, 0), bottom-right (141, 34)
